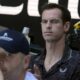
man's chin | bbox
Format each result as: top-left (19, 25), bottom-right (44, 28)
top-left (44, 38), bottom-right (55, 42)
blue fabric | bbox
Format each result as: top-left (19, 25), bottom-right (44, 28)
top-left (25, 72), bottom-right (37, 80)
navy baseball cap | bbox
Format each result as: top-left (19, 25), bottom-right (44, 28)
top-left (0, 29), bottom-right (29, 55)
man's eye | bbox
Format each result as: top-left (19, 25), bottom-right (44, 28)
top-left (41, 20), bottom-right (47, 24)
top-left (7, 54), bottom-right (14, 57)
top-left (50, 19), bottom-right (60, 24)
top-left (8, 54), bottom-right (12, 56)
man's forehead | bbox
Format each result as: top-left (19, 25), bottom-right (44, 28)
top-left (42, 9), bottom-right (62, 19)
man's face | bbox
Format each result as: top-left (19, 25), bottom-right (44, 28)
top-left (41, 8), bottom-right (70, 42)
top-left (0, 48), bottom-right (29, 80)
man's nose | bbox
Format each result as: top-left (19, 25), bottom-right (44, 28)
top-left (46, 21), bottom-right (52, 29)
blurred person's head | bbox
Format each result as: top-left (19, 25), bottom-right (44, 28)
top-left (40, 3), bottom-right (71, 42)
top-left (0, 29), bottom-right (30, 80)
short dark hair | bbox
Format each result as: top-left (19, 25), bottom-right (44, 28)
top-left (40, 3), bottom-right (71, 23)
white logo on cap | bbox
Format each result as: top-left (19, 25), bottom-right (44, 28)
top-left (0, 33), bottom-right (13, 41)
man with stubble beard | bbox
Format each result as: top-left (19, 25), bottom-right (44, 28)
top-left (34, 3), bottom-right (80, 80)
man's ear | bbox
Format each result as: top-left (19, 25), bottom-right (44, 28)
top-left (64, 22), bottom-right (71, 33)
top-left (24, 54), bottom-right (31, 69)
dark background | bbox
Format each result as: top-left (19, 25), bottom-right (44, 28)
top-left (0, 0), bottom-right (80, 49)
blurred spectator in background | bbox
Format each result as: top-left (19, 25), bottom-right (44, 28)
top-left (22, 27), bottom-right (30, 44)
top-left (0, 29), bottom-right (37, 80)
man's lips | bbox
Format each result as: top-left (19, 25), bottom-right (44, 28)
top-left (44, 31), bottom-right (53, 34)
top-left (44, 32), bottom-right (53, 36)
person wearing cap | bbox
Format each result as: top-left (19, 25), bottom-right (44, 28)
top-left (0, 29), bottom-right (37, 80)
